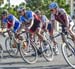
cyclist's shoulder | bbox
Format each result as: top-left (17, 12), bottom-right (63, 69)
top-left (58, 8), bottom-right (66, 14)
top-left (7, 14), bottom-right (14, 19)
top-left (42, 15), bottom-right (47, 18)
top-left (8, 14), bottom-right (19, 21)
top-left (19, 16), bottom-right (25, 21)
top-left (26, 10), bottom-right (33, 14)
top-left (42, 15), bottom-right (49, 22)
top-left (42, 15), bottom-right (48, 20)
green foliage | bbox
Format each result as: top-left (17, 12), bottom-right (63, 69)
top-left (0, 0), bottom-right (70, 18)
top-left (26, 0), bottom-right (70, 18)
top-left (0, 0), bottom-right (4, 5)
top-left (54, 0), bottom-right (70, 14)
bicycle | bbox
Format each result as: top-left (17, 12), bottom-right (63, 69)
top-left (53, 30), bottom-right (75, 68)
top-left (5, 29), bottom-right (38, 64)
top-left (19, 30), bottom-right (53, 64)
top-left (0, 29), bottom-right (7, 59)
top-left (72, 24), bottom-right (75, 33)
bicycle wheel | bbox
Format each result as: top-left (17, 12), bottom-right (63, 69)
top-left (0, 44), bottom-right (3, 58)
top-left (62, 41), bottom-right (75, 68)
top-left (41, 41), bottom-right (53, 62)
top-left (42, 31), bottom-right (53, 61)
top-left (5, 37), bottom-right (19, 57)
top-left (20, 40), bottom-right (38, 64)
top-left (72, 25), bottom-right (75, 33)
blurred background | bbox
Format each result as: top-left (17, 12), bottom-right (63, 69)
top-left (0, 0), bottom-right (75, 31)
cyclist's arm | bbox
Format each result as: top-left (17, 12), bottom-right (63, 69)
top-left (23, 18), bottom-right (34, 30)
top-left (41, 15), bottom-right (49, 30)
top-left (51, 14), bottom-right (56, 30)
top-left (61, 9), bottom-right (69, 28)
top-left (28, 19), bottom-right (34, 29)
top-left (27, 12), bottom-right (34, 29)
top-left (1, 22), bottom-right (6, 29)
top-left (20, 12), bottom-right (34, 29)
top-left (8, 15), bottom-right (14, 31)
top-left (0, 19), bottom-right (7, 32)
top-left (64, 15), bottom-right (69, 28)
top-left (1, 18), bottom-right (7, 29)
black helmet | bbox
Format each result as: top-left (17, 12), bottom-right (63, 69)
top-left (2, 10), bottom-right (8, 16)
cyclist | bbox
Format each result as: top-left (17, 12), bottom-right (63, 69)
top-left (1, 10), bottom-right (22, 33)
top-left (17, 7), bottom-right (49, 50)
top-left (1, 10), bottom-right (23, 48)
top-left (35, 10), bottom-right (59, 55)
top-left (49, 2), bottom-right (75, 44)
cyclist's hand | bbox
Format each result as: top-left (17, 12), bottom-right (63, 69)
top-left (25, 27), bottom-right (30, 31)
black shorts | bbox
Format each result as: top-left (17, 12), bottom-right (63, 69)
top-left (47, 23), bottom-right (52, 32)
top-left (61, 25), bottom-right (67, 34)
top-left (30, 18), bottom-right (40, 33)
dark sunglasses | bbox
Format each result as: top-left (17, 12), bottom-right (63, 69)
top-left (50, 9), bottom-right (54, 11)
top-left (19, 11), bottom-right (22, 13)
top-left (19, 9), bottom-right (25, 13)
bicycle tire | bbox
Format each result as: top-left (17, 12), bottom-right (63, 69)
top-left (20, 42), bottom-right (38, 64)
top-left (62, 42), bottom-right (75, 68)
top-left (19, 32), bottom-right (38, 64)
top-left (42, 32), bottom-right (53, 62)
top-left (5, 37), bottom-right (19, 57)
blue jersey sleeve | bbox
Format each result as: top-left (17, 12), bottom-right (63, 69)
top-left (2, 14), bottom-right (13, 24)
top-left (2, 18), bottom-right (7, 24)
top-left (20, 11), bottom-right (33, 23)
top-left (20, 16), bottom-right (28, 23)
top-left (7, 14), bottom-right (13, 22)
top-left (26, 11), bottom-right (33, 20)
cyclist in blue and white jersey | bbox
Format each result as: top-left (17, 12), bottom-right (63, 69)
top-left (1, 10), bottom-right (21, 33)
top-left (17, 7), bottom-right (49, 48)
top-left (1, 10), bottom-right (22, 48)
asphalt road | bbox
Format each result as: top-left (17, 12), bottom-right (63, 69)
top-left (0, 32), bottom-right (74, 69)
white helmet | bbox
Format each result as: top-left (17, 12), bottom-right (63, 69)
top-left (17, 7), bottom-right (25, 12)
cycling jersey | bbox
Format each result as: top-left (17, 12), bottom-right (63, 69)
top-left (51, 8), bottom-right (72, 26)
top-left (41, 15), bottom-right (52, 32)
top-left (41, 15), bottom-right (47, 29)
top-left (51, 8), bottom-right (74, 33)
top-left (19, 10), bottom-right (41, 33)
top-left (41, 15), bottom-right (49, 24)
top-left (20, 11), bottom-right (34, 23)
top-left (2, 14), bottom-right (21, 32)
